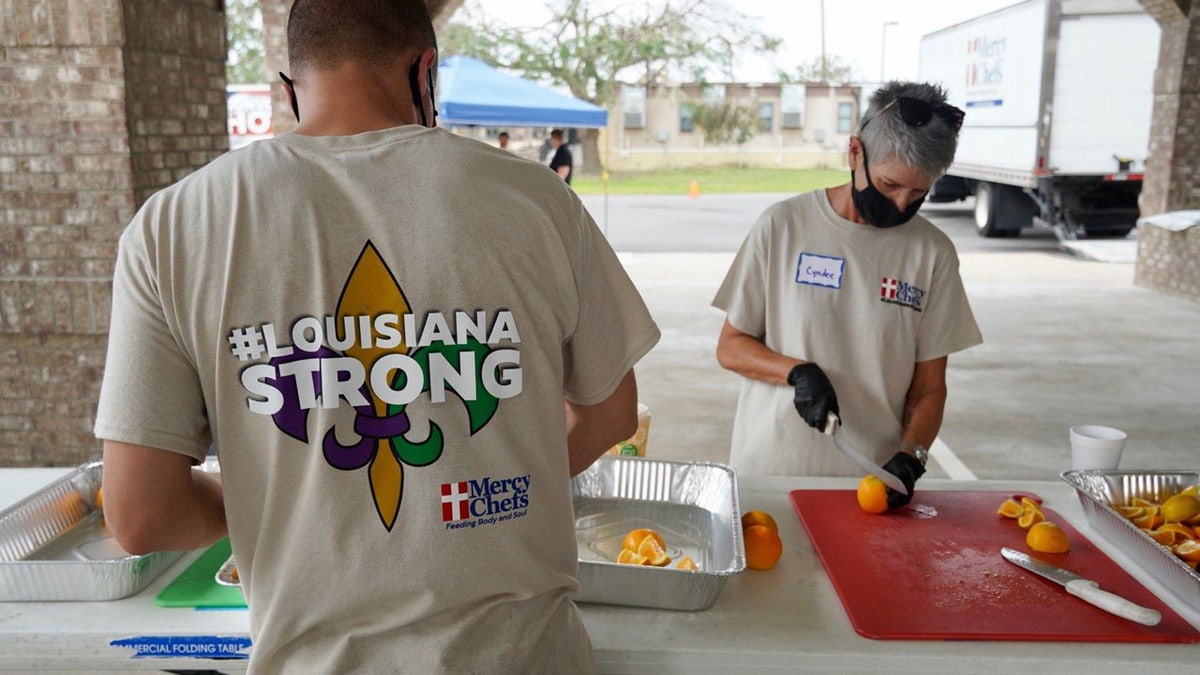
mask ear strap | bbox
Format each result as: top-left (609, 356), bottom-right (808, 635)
top-left (408, 60), bottom-right (426, 127)
top-left (427, 69), bottom-right (438, 123)
top-left (279, 72), bottom-right (299, 123)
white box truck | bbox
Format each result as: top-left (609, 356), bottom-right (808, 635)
top-left (919, 0), bottom-right (1160, 238)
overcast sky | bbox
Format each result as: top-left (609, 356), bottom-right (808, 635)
top-left (466, 0), bottom-right (1019, 83)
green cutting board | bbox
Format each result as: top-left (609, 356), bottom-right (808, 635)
top-left (155, 537), bottom-right (247, 608)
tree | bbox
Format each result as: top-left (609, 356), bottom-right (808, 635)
top-left (226, 0), bottom-right (266, 84)
top-left (441, 0), bottom-right (781, 174)
top-left (778, 55), bottom-right (858, 85)
top-left (688, 98), bottom-right (758, 147)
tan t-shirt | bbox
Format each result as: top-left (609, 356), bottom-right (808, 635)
top-left (712, 189), bottom-right (981, 476)
top-left (94, 126), bottom-right (660, 673)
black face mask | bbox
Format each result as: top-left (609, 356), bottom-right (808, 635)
top-left (850, 143), bottom-right (924, 228)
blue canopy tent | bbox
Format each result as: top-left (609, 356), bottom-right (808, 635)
top-left (436, 56), bottom-right (607, 128)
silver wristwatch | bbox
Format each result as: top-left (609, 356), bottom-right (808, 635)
top-left (901, 441), bottom-right (929, 465)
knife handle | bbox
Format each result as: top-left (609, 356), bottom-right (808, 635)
top-left (1064, 579), bottom-right (1162, 626)
top-left (823, 412), bottom-right (839, 435)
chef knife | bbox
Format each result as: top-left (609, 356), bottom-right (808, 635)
top-left (1000, 547), bottom-right (1162, 626)
top-left (823, 412), bottom-right (908, 495)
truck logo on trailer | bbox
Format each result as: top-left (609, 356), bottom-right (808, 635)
top-left (965, 34), bottom-right (1006, 107)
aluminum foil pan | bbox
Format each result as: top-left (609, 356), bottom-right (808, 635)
top-left (572, 456), bottom-right (745, 611)
top-left (215, 555), bottom-right (240, 587)
top-left (0, 461), bottom-right (184, 601)
top-left (1061, 469), bottom-right (1200, 612)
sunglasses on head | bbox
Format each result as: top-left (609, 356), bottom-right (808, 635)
top-left (862, 96), bottom-right (965, 133)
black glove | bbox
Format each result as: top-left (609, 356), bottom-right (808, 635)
top-left (787, 363), bottom-right (839, 430)
top-left (882, 451), bottom-right (926, 509)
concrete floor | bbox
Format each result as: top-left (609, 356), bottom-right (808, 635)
top-left (620, 249), bottom-right (1200, 482)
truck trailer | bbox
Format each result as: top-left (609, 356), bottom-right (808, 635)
top-left (918, 0), bottom-right (1160, 239)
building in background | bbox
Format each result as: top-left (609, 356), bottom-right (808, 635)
top-left (607, 81), bottom-right (862, 171)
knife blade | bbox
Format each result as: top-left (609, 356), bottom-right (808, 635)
top-left (823, 413), bottom-right (908, 495)
top-left (1000, 547), bottom-right (1161, 626)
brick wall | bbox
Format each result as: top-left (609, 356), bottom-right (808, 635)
top-left (1135, 0), bottom-right (1200, 303)
top-left (0, 0), bottom-right (227, 466)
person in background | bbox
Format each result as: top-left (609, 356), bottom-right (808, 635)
top-left (549, 128), bottom-right (573, 184)
top-left (497, 130), bottom-right (509, 150)
top-left (712, 81), bottom-right (981, 509)
top-left (94, 0), bottom-right (659, 672)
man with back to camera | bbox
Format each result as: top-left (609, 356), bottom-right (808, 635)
top-left (94, 1), bottom-right (660, 671)
top-left (713, 81), bottom-right (982, 509)
top-left (549, 128), bottom-right (573, 184)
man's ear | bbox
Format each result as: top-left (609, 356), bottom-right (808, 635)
top-left (420, 47), bottom-right (438, 127)
top-left (847, 135), bottom-right (863, 171)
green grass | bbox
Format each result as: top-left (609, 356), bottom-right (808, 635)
top-left (570, 167), bottom-right (847, 196)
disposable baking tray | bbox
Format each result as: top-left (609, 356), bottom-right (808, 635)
top-left (572, 456), bottom-right (745, 610)
top-left (0, 461), bottom-right (185, 601)
top-left (1061, 469), bottom-right (1200, 612)
top-left (215, 554), bottom-right (239, 586)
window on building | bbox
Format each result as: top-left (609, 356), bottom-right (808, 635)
top-left (758, 102), bottom-right (774, 133)
top-left (680, 104), bottom-right (694, 133)
top-left (781, 84), bottom-right (806, 128)
top-left (837, 102), bottom-right (854, 134)
top-left (623, 85), bottom-right (646, 129)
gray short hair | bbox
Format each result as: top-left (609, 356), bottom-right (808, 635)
top-left (858, 81), bottom-right (959, 180)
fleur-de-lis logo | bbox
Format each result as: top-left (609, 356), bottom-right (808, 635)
top-left (264, 242), bottom-right (499, 531)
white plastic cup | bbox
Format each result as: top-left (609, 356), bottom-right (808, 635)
top-left (1069, 425), bottom-right (1127, 471)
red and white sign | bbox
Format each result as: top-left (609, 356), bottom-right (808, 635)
top-left (227, 84), bottom-right (273, 150)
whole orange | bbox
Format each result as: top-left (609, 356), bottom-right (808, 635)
top-left (743, 524), bottom-right (783, 570)
top-left (856, 475), bottom-right (889, 514)
top-left (621, 528), bottom-right (665, 552)
top-left (740, 509), bottom-right (778, 533)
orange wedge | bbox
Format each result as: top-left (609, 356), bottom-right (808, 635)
top-left (1158, 523), bottom-right (1196, 541)
top-left (1027, 521), bottom-right (1070, 554)
top-left (1131, 497), bottom-right (1157, 508)
top-left (1174, 540), bottom-right (1200, 563)
top-left (1147, 528), bottom-right (1178, 547)
top-left (675, 556), bottom-right (699, 571)
top-left (617, 548), bottom-right (648, 565)
top-left (1132, 513), bottom-right (1165, 530)
top-left (997, 499), bottom-right (1024, 519)
top-left (1115, 505), bottom-right (1144, 519)
top-left (1162, 494), bottom-right (1200, 523)
top-left (1177, 485), bottom-right (1199, 498)
top-left (622, 528), bottom-right (665, 552)
top-left (1020, 497), bottom-right (1043, 515)
top-left (636, 535), bottom-right (671, 566)
top-left (1017, 509), bottom-right (1045, 530)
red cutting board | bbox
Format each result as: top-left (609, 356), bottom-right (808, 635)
top-left (790, 489), bottom-right (1199, 642)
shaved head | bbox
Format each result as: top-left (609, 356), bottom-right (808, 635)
top-left (287, 0), bottom-right (437, 72)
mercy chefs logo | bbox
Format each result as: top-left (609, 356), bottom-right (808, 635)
top-left (226, 241), bottom-right (523, 531)
top-left (881, 277), bottom-right (926, 312)
top-left (441, 474), bottom-right (531, 530)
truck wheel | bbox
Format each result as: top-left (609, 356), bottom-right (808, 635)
top-left (974, 183), bottom-right (1021, 238)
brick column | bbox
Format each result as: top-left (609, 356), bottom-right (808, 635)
top-left (0, 0), bottom-right (227, 466)
top-left (1136, 0), bottom-right (1200, 303)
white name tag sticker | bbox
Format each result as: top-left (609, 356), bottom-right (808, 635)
top-left (796, 253), bottom-right (845, 289)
